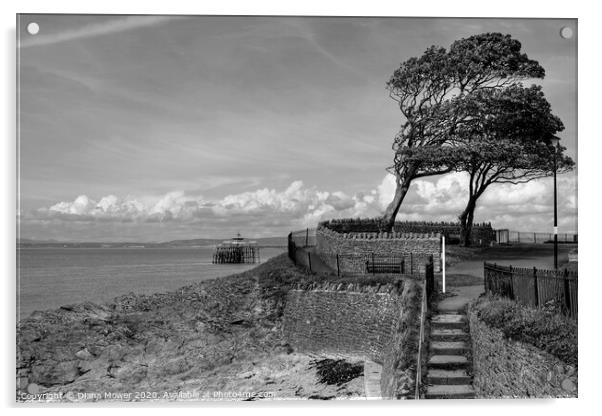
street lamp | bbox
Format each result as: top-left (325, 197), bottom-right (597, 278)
top-left (550, 136), bottom-right (560, 269)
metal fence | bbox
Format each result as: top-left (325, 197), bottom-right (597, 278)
top-left (484, 262), bottom-right (577, 319)
top-left (496, 229), bottom-right (578, 245)
top-left (289, 228), bottom-right (317, 248)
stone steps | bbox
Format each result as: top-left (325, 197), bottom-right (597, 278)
top-left (426, 369), bottom-right (471, 385)
top-left (431, 314), bottom-right (467, 330)
top-left (424, 312), bottom-right (474, 399)
top-left (430, 341), bottom-right (469, 355)
top-left (425, 384), bottom-right (475, 399)
top-left (431, 328), bottom-right (469, 341)
top-left (428, 354), bottom-right (469, 370)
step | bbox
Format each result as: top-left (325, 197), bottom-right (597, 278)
top-left (428, 355), bottom-right (469, 370)
top-left (431, 314), bottom-right (467, 329)
top-left (425, 384), bottom-right (475, 399)
top-left (431, 328), bottom-right (469, 341)
top-left (426, 369), bottom-right (472, 385)
top-left (431, 341), bottom-right (469, 355)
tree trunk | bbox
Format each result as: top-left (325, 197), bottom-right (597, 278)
top-left (459, 195), bottom-right (478, 247)
top-left (382, 174), bottom-right (413, 231)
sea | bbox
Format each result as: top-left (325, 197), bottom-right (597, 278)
top-left (17, 246), bottom-right (286, 319)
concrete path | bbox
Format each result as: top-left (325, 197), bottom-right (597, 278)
top-left (437, 285), bottom-right (483, 313)
top-left (363, 360), bottom-right (382, 400)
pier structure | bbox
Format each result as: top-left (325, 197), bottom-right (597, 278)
top-left (212, 233), bottom-right (260, 264)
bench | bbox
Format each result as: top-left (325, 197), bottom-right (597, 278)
top-left (365, 260), bottom-right (405, 274)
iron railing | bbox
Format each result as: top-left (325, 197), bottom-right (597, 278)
top-left (495, 230), bottom-right (578, 245)
top-left (484, 262), bottom-right (577, 319)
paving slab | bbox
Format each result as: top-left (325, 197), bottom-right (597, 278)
top-left (437, 285), bottom-right (483, 313)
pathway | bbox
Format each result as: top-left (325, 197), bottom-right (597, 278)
top-left (424, 285), bottom-right (481, 399)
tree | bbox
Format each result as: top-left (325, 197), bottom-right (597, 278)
top-left (382, 33), bottom-right (545, 230)
top-left (449, 85), bottom-right (574, 246)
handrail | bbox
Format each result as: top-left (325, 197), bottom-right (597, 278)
top-left (414, 278), bottom-right (427, 400)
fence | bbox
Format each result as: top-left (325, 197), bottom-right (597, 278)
top-left (289, 228), bottom-right (317, 248)
top-left (496, 230), bottom-right (578, 245)
top-left (288, 230), bottom-right (435, 279)
top-left (483, 262), bottom-right (577, 319)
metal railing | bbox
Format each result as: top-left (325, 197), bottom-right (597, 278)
top-left (484, 262), bottom-right (577, 319)
top-left (415, 256), bottom-right (435, 400)
top-left (495, 230), bottom-right (578, 245)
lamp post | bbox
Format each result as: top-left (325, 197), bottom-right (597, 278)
top-left (550, 136), bottom-right (560, 269)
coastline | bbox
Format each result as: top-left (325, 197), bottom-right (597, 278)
top-left (16, 254), bottom-right (365, 402)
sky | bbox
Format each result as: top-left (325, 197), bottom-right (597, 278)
top-left (17, 15), bottom-right (578, 242)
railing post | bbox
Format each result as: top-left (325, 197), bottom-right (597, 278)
top-left (336, 254), bottom-right (340, 277)
top-left (305, 228), bottom-right (309, 247)
top-left (410, 252), bottom-right (414, 274)
top-left (533, 267), bottom-right (539, 307)
top-left (509, 265), bottom-right (514, 300)
top-left (534, 232), bottom-right (536, 243)
top-left (308, 251), bottom-right (312, 272)
top-left (372, 252), bottom-right (375, 275)
top-left (563, 269), bottom-right (571, 315)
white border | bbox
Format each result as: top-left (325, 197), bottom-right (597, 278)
top-left (3, 2), bottom-right (599, 416)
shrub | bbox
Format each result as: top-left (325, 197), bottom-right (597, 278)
top-left (472, 295), bottom-right (577, 366)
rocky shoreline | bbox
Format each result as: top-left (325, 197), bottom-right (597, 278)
top-left (16, 254), bottom-right (366, 402)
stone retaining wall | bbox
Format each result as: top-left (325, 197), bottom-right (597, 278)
top-left (283, 282), bottom-right (402, 361)
top-left (316, 226), bottom-right (441, 273)
top-left (282, 280), bottom-right (421, 399)
top-left (468, 306), bottom-right (578, 398)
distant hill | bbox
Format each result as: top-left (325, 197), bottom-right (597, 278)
top-left (17, 236), bottom-right (288, 248)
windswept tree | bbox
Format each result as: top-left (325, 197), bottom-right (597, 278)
top-left (448, 85), bottom-right (574, 246)
top-left (382, 33), bottom-right (545, 230)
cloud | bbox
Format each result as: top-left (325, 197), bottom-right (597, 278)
top-left (34, 180), bottom-right (384, 228)
top-left (25, 172), bottom-right (578, 240)
top-left (20, 16), bottom-right (179, 48)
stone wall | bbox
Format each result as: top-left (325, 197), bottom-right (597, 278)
top-left (468, 306), bottom-right (578, 398)
top-left (319, 219), bottom-right (495, 247)
top-left (316, 225), bottom-right (441, 273)
top-left (394, 223), bottom-right (495, 247)
top-left (282, 282), bottom-right (402, 362)
top-left (282, 280), bottom-right (421, 399)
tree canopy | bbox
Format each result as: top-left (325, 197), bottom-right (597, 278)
top-left (382, 33), bottom-right (548, 230)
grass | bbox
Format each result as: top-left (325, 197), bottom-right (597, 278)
top-left (252, 253), bottom-right (407, 318)
top-left (471, 295), bottom-right (577, 366)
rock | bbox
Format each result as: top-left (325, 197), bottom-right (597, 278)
top-left (561, 379), bottom-right (576, 392)
top-left (75, 349), bottom-right (93, 360)
top-left (565, 365), bottom-right (576, 377)
top-left (17, 376), bottom-right (29, 390)
top-left (27, 383), bottom-right (41, 394)
top-left (31, 361), bottom-right (80, 386)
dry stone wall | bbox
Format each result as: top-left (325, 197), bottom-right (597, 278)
top-left (468, 306), bottom-right (578, 398)
top-left (282, 280), bottom-right (422, 399)
top-left (316, 226), bottom-right (441, 273)
top-left (319, 219), bottom-right (495, 247)
top-left (283, 282), bottom-right (402, 361)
